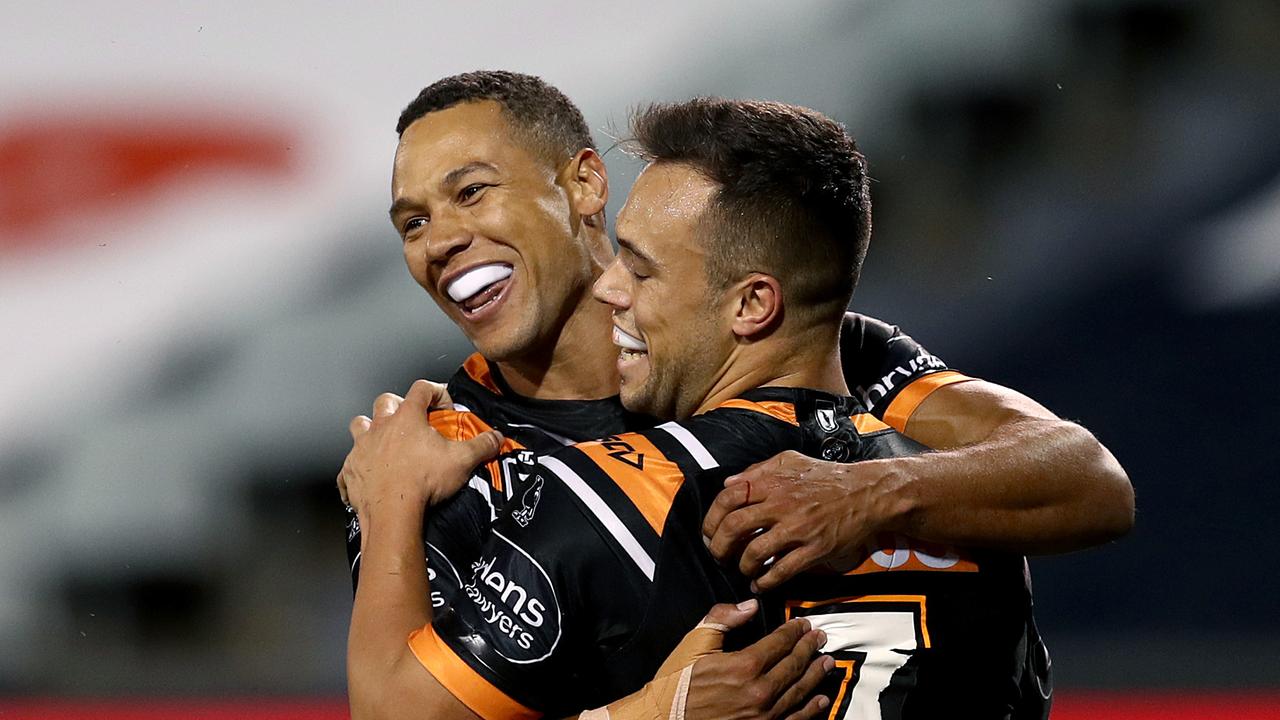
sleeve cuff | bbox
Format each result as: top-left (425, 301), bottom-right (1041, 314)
top-left (882, 371), bottom-right (974, 432)
top-left (408, 623), bottom-right (542, 720)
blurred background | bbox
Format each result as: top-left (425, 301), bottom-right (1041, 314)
top-left (1, 0), bottom-right (1277, 717)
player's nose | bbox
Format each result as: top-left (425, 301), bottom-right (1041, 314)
top-left (592, 258), bottom-right (631, 309)
top-left (423, 209), bottom-right (475, 264)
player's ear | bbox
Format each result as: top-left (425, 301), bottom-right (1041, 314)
top-left (561, 148), bottom-right (609, 227)
top-left (729, 273), bottom-right (783, 339)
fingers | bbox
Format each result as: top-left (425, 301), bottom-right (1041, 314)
top-left (435, 384), bottom-right (454, 409)
top-left (404, 379), bottom-right (452, 413)
top-left (734, 616), bottom-right (813, 676)
top-left (700, 598), bottom-right (759, 631)
top-left (761, 628), bottom-right (828, 718)
top-left (779, 688), bottom-right (832, 720)
top-left (753, 547), bottom-right (821, 593)
top-left (336, 469), bottom-right (349, 506)
top-left (706, 504), bottom-right (775, 565)
top-left (349, 415), bottom-right (371, 440)
top-left (702, 473), bottom-right (769, 540)
top-left (454, 429), bottom-right (504, 469)
top-left (372, 392), bottom-right (403, 419)
top-left (739, 530), bottom-right (801, 579)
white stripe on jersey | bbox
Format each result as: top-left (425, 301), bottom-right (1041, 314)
top-left (655, 422), bottom-right (720, 470)
top-left (452, 403), bottom-right (472, 413)
top-left (538, 455), bottom-right (656, 581)
top-left (468, 473), bottom-right (497, 521)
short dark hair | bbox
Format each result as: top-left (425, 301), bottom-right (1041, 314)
top-left (397, 70), bottom-right (595, 166)
top-left (629, 97), bottom-right (872, 325)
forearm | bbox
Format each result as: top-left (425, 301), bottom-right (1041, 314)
top-left (879, 417), bottom-right (1134, 554)
top-left (348, 503), bottom-right (434, 719)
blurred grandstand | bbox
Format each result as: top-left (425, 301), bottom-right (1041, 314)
top-left (1, 0), bottom-right (1276, 714)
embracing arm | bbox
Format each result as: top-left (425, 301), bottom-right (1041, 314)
top-left (343, 382), bottom-right (499, 720)
top-left (348, 493), bottom-right (481, 720)
top-left (705, 377), bottom-right (1134, 590)
top-left (879, 377), bottom-right (1133, 553)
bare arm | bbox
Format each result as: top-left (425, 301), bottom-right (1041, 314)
top-left (885, 377), bottom-right (1133, 552)
top-left (343, 381), bottom-right (498, 720)
top-left (704, 378), bottom-right (1134, 590)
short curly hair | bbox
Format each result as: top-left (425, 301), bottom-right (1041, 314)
top-left (629, 97), bottom-right (872, 324)
top-left (397, 70), bottom-right (595, 166)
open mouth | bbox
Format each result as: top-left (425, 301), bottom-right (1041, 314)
top-left (612, 325), bottom-right (648, 361)
top-left (445, 263), bottom-right (513, 315)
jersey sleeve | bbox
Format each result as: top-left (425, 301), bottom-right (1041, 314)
top-left (408, 457), bottom-right (654, 719)
top-left (840, 312), bottom-right (974, 431)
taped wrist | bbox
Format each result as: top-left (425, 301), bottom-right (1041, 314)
top-left (580, 617), bottom-right (730, 720)
top-left (582, 663), bottom-right (695, 720)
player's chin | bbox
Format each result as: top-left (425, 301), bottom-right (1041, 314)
top-left (617, 351), bottom-right (650, 390)
top-left (618, 376), bottom-right (655, 415)
top-left (469, 315), bottom-right (535, 363)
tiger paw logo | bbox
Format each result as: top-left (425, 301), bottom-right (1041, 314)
top-left (511, 476), bottom-right (544, 527)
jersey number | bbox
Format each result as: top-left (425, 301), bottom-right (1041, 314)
top-left (786, 595), bottom-right (929, 720)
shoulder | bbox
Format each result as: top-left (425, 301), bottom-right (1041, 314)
top-left (841, 311), bottom-right (899, 352)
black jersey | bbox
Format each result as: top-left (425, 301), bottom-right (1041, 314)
top-left (345, 313), bottom-right (969, 590)
top-left (344, 353), bottom-right (644, 598)
top-left (409, 388), bottom-right (1049, 720)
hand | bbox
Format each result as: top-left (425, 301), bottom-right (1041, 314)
top-left (594, 599), bottom-right (831, 720)
top-left (682, 600), bottom-right (833, 720)
top-left (702, 451), bottom-right (905, 592)
top-left (339, 379), bottom-right (500, 517)
top-left (336, 384), bottom-right (455, 507)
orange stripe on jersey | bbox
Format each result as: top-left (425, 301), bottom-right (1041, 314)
top-left (428, 409), bottom-right (525, 494)
top-left (881, 370), bottom-right (973, 432)
top-left (408, 624), bottom-right (541, 720)
top-left (462, 353), bottom-right (503, 395)
top-left (850, 413), bottom-right (891, 434)
top-left (714, 399), bottom-right (799, 426)
top-left (576, 433), bottom-right (685, 535)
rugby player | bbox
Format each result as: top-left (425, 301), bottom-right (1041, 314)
top-left (343, 98), bottom-right (1065, 719)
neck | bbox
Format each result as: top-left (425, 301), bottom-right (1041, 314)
top-left (694, 324), bottom-right (847, 415)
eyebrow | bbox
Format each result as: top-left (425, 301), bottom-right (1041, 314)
top-left (387, 162), bottom-right (499, 219)
top-left (443, 161), bottom-right (498, 191)
top-left (388, 197), bottom-right (418, 221)
top-left (616, 235), bottom-right (657, 267)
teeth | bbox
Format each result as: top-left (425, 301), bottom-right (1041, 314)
top-left (446, 264), bottom-right (513, 302)
top-left (613, 326), bottom-right (647, 352)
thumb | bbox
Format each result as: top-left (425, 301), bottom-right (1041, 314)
top-left (700, 598), bottom-right (759, 631)
top-left (654, 599), bottom-right (756, 676)
top-left (405, 379), bottom-right (451, 413)
top-left (454, 429), bottom-right (504, 468)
